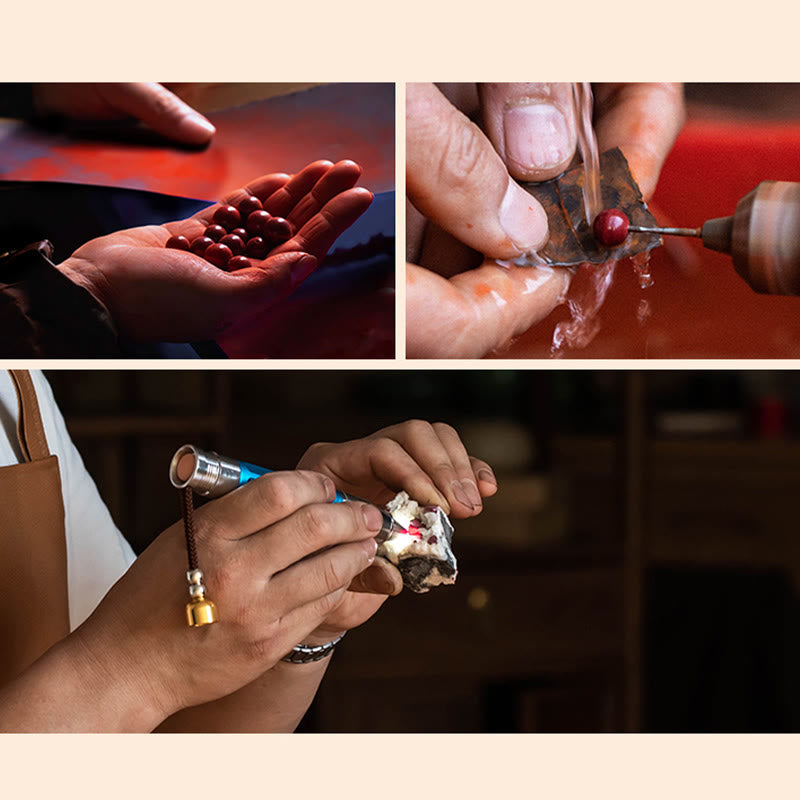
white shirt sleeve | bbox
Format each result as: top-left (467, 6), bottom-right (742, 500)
top-left (0, 372), bottom-right (136, 630)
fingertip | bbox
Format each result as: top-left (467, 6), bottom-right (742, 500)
top-left (500, 179), bottom-right (549, 252)
top-left (178, 112), bottom-right (216, 145)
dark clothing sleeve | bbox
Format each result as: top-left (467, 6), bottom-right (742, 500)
top-left (0, 241), bottom-right (120, 357)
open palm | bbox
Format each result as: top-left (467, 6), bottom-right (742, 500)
top-left (60, 160), bottom-right (372, 341)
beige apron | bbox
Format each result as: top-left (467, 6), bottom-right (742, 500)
top-left (0, 370), bottom-right (69, 684)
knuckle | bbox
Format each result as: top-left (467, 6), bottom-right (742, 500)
top-left (404, 418), bottom-right (432, 437)
top-left (432, 420), bottom-right (457, 440)
top-left (314, 588), bottom-right (345, 619)
top-left (320, 555), bottom-right (350, 595)
top-left (151, 89), bottom-right (182, 117)
top-left (437, 118), bottom-right (493, 193)
top-left (296, 504), bottom-right (335, 551)
top-left (257, 472), bottom-right (299, 516)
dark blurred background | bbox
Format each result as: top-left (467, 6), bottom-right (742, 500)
top-left (45, 369), bottom-right (800, 732)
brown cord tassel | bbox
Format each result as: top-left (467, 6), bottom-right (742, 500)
top-left (179, 486), bottom-right (219, 627)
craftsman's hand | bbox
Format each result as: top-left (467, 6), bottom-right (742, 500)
top-left (32, 83), bottom-right (216, 146)
top-left (478, 83), bottom-right (685, 200)
top-left (406, 82), bottom-right (571, 358)
top-left (57, 160), bottom-right (372, 342)
top-left (406, 82), bottom-right (685, 358)
top-left (296, 420), bottom-right (497, 640)
top-left (56, 471), bottom-right (381, 730)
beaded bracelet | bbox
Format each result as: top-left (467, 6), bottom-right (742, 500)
top-left (281, 632), bottom-right (346, 664)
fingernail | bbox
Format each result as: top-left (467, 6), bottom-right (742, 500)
top-left (499, 178), bottom-right (548, 252)
top-left (450, 480), bottom-right (475, 511)
top-left (361, 504), bottom-right (383, 532)
top-left (462, 479), bottom-right (482, 509)
top-left (503, 103), bottom-right (571, 171)
top-left (290, 254), bottom-right (318, 287)
top-left (363, 538), bottom-right (378, 561)
top-left (477, 467), bottom-right (497, 487)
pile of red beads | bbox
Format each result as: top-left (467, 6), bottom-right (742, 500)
top-left (165, 195), bottom-right (294, 271)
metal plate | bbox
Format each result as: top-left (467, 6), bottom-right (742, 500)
top-left (516, 148), bottom-right (661, 267)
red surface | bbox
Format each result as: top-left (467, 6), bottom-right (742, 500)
top-left (0, 84), bottom-right (394, 198)
top-left (0, 84), bottom-right (395, 358)
top-left (499, 115), bottom-right (800, 359)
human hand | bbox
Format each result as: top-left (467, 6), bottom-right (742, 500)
top-left (65, 470), bottom-right (383, 728)
top-left (296, 420), bottom-right (497, 640)
top-left (32, 83), bottom-right (216, 146)
top-left (57, 160), bottom-right (373, 342)
top-left (406, 83), bottom-right (685, 358)
top-left (477, 83), bottom-right (685, 200)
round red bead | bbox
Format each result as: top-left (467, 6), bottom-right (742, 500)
top-left (238, 195), bottom-right (263, 218)
top-left (213, 205), bottom-right (241, 231)
top-left (219, 234), bottom-right (245, 256)
top-left (245, 237), bottom-right (269, 259)
top-left (264, 216), bottom-right (292, 243)
top-left (205, 243), bottom-right (233, 269)
top-left (593, 208), bottom-right (630, 247)
top-left (165, 235), bottom-right (190, 251)
top-left (231, 227), bottom-right (248, 240)
top-left (190, 236), bottom-right (214, 256)
top-left (228, 255), bottom-right (251, 271)
top-left (246, 210), bottom-right (273, 237)
top-left (204, 224), bottom-right (226, 242)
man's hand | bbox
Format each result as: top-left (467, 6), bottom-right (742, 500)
top-left (32, 83), bottom-right (216, 146)
top-left (406, 83), bottom-right (685, 359)
top-left (57, 160), bottom-right (372, 342)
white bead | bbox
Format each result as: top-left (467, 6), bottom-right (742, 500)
top-left (187, 569), bottom-right (204, 585)
top-left (189, 583), bottom-right (206, 598)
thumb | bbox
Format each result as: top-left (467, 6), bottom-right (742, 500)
top-left (98, 83), bottom-right (216, 146)
top-left (226, 251), bottom-right (319, 316)
top-left (349, 559), bottom-right (403, 596)
top-left (407, 83), bottom-right (548, 260)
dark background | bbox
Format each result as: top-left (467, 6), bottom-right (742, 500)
top-left (45, 369), bottom-right (800, 732)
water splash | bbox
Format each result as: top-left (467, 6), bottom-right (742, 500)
top-left (631, 250), bottom-right (654, 289)
top-left (551, 260), bottom-right (617, 355)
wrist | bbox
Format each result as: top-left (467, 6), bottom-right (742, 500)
top-left (56, 256), bottom-right (112, 317)
top-left (57, 628), bottom-right (175, 732)
top-left (0, 633), bottom-right (170, 732)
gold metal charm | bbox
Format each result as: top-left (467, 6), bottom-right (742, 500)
top-left (186, 593), bottom-right (219, 627)
top-left (185, 569), bottom-right (219, 627)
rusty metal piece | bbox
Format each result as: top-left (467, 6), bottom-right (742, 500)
top-left (516, 148), bottom-right (662, 267)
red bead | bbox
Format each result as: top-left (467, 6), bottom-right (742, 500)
top-left (219, 234), bottom-right (245, 256)
top-left (204, 224), bottom-right (226, 242)
top-left (264, 216), bottom-right (293, 243)
top-left (593, 208), bottom-right (630, 247)
top-left (190, 235), bottom-right (214, 256)
top-left (238, 195), bottom-right (263, 218)
top-left (245, 237), bottom-right (269, 259)
top-left (228, 255), bottom-right (251, 271)
top-left (204, 243), bottom-right (233, 268)
top-left (246, 210), bottom-right (273, 237)
top-left (231, 227), bottom-right (248, 240)
top-left (166, 235), bottom-right (190, 251)
top-left (213, 205), bottom-right (241, 231)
